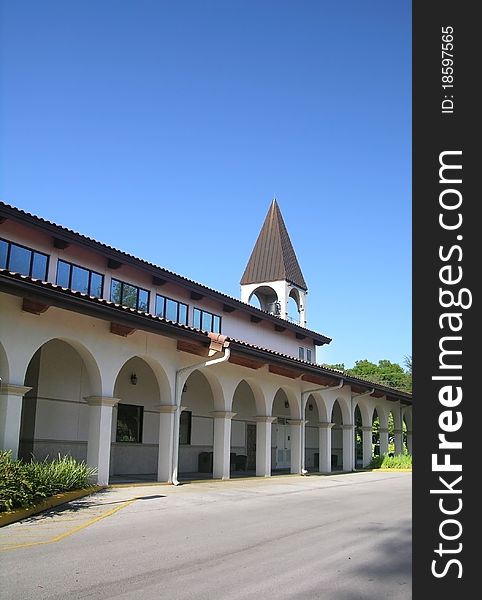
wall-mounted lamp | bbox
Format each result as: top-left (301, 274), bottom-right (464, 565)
top-left (182, 383), bottom-right (188, 393)
top-left (284, 400), bottom-right (289, 409)
top-left (130, 373), bottom-right (138, 386)
top-left (308, 403), bottom-right (313, 411)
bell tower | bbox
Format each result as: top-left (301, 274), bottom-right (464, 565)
top-left (240, 199), bottom-right (308, 327)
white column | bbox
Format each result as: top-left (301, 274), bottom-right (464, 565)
top-left (407, 430), bottom-right (413, 455)
top-left (255, 416), bottom-right (276, 477)
top-left (288, 419), bottom-right (305, 474)
top-left (393, 428), bottom-right (403, 455)
top-left (318, 422), bottom-right (334, 473)
top-left (0, 384), bottom-right (32, 459)
top-left (86, 396), bottom-right (120, 486)
top-left (342, 424), bottom-right (354, 471)
top-left (157, 405), bottom-right (176, 482)
top-left (211, 411), bottom-right (236, 480)
top-left (362, 426), bottom-right (373, 468)
top-left (379, 427), bottom-right (389, 456)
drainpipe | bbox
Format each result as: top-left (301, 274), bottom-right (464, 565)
top-left (351, 388), bottom-right (375, 471)
top-left (300, 379), bottom-right (344, 473)
top-left (171, 333), bottom-right (231, 485)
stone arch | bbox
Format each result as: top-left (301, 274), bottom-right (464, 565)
top-left (111, 356), bottom-right (164, 476)
top-left (24, 336), bottom-right (102, 395)
top-left (270, 386), bottom-right (300, 419)
top-left (238, 377), bottom-right (269, 416)
top-left (353, 404), bottom-right (363, 468)
top-left (249, 285), bottom-right (280, 315)
top-left (329, 395), bottom-right (351, 425)
top-left (402, 406), bottom-right (412, 431)
top-left (310, 391), bottom-right (330, 422)
top-left (0, 341), bottom-right (10, 383)
top-left (196, 368), bottom-right (225, 412)
top-left (288, 288), bottom-right (301, 322)
top-left (231, 379), bottom-right (261, 417)
top-left (18, 337), bottom-right (103, 463)
top-left (231, 380), bottom-right (259, 472)
top-left (353, 400), bottom-right (372, 427)
top-left (114, 357), bottom-right (162, 408)
top-left (176, 368), bottom-right (223, 475)
top-left (402, 406), bottom-right (413, 454)
top-left (304, 393), bottom-right (320, 470)
top-left (271, 387), bottom-right (299, 472)
top-left (25, 337), bottom-right (102, 396)
top-left (389, 406), bottom-right (402, 431)
top-left (374, 403), bottom-right (389, 429)
top-left (113, 352), bottom-right (172, 406)
top-left (330, 398), bottom-right (346, 470)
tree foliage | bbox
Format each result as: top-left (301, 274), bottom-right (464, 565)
top-left (323, 358), bottom-right (412, 393)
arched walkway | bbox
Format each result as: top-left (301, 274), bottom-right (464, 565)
top-left (331, 400), bottom-right (344, 470)
top-left (178, 369), bottom-right (216, 477)
top-left (18, 338), bottom-right (99, 463)
top-left (111, 356), bottom-right (162, 477)
top-left (304, 394), bottom-right (320, 471)
top-left (231, 380), bottom-right (258, 473)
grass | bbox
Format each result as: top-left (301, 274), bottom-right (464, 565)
top-left (370, 453), bottom-right (412, 469)
top-left (0, 451), bottom-right (97, 512)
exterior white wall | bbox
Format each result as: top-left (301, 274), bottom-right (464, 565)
top-left (1, 224), bottom-right (316, 362)
top-left (0, 282), bottom-right (411, 481)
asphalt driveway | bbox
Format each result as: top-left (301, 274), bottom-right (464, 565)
top-left (1, 471), bottom-right (411, 600)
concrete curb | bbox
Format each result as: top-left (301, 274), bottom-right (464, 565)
top-left (0, 486), bottom-right (104, 528)
top-left (366, 468), bottom-right (412, 472)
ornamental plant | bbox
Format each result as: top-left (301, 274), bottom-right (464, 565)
top-left (370, 453), bottom-right (412, 469)
top-left (0, 451), bottom-right (97, 512)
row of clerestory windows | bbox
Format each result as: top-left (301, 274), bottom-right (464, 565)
top-left (0, 237), bottom-right (221, 332)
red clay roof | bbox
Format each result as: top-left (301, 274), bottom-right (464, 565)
top-left (0, 268), bottom-right (412, 403)
top-left (0, 201), bottom-right (329, 344)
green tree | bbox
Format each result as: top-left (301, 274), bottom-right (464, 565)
top-left (323, 358), bottom-right (412, 393)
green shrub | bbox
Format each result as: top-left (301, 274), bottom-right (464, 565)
top-left (0, 451), bottom-right (97, 512)
top-left (370, 453), bottom-right (412, 469)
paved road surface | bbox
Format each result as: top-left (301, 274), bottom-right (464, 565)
top-left (1, 471), bottom-right (411, 600)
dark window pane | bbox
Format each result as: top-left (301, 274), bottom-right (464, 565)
top-left (116, 404), bottom-right (143, 443)
top-left (56, 260), bottom-right (70, 287)
top-left (90, 272), bottom-right (103, 297)
top-left (165, 298), bottom-right (177, 321)
top-left (9, 244), bottom-right (31, 275)
top-left (178, 303), bottom-right (188, 325)
top-left (122, 283), bottom-right (138, 308)
top-left (299, 347), bottom-right (305, 360)
top-left (31, 252), bottom-right (48, 280)
top-left (307, 349), bottom-right (312, 362)
top-left (138, 289), bottom-right (149, 311)
top-left (212, 315), bottom-right (221, 333)
top-left (0, 240), bottom-right (8, 268)
top-left (193, 308), bottom-right (201, 329)
top-left (155, 295), bottom-right (166, 317)
top-left (110, 279), bottom-right (122, 304)
top-left (179, 411), bottom-right (192, 445)
top-left (71, 265), bottom-right (89, 293)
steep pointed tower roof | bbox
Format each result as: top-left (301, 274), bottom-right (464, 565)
top-left (240, 199), bottom-right (307, 290)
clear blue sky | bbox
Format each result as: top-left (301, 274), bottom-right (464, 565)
top-left (0, 0), bottom-right (411, 369)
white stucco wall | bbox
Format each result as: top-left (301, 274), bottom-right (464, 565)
top-left (1, 222), bottom-right (318, 362)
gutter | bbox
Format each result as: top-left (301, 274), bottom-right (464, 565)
top-left (170, 333), bottom-right (231, 485)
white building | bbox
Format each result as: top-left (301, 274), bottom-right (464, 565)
top-left (0, 199), bottom-right (412, 485)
